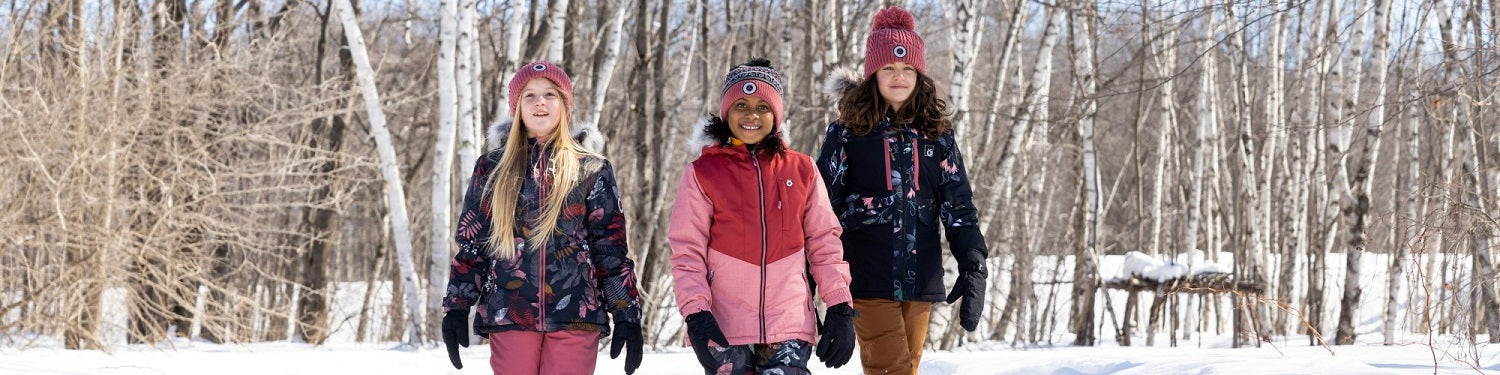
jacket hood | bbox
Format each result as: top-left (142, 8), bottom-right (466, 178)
top-left (687, 116), bottom-right (719, 156)
top-left (487, 118), bottom-right (605, 153)
top-left (822, 66), bottom-right (865, 102)
top-left (687, 115), bottom-right (794, 157)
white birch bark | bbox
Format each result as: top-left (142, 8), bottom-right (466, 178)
top-left (546, 0), bottom-right (568, 62)
top-left (456, 0), bottom-right (480, 172)
top-left (1017, 3), bottom-right (1064, 346)
top-left (333, 0), bottom-right (424, 346)
top-left (428, 0), bottom-right (460, 341)
top-left (1306, 0), bottom-right (1340, 342)
top-left (1334, 0), bottom-right (1374, 346)
top-left (580, 0), bottom-right (628, 154)
top-left (977, 0), bottom-right (1027, 170)
top-left (1363, 0), bottom-right (1401, 345)
top-left (945, 0), bottom-right (987, 149)
top-left (1226, 1), bottom-right (1270, 346)
top-left (979, 2), bottom-right (1058, 233)
top-left (1069, 0), bottom-right (1101, 346)
top-left (1458, 1), bottom-right (1500, 341)
top-left (1262, 0), bottom-right (1291, 336)
top-left (1187, 0), bottom-right (1217, 263)
top-left (1148, 1), bottom-right (1179, 258)
top-left (496, 0), bottom-right (526, 119)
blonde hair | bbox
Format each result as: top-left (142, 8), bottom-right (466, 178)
top-left (485, 81), bottom-right (594, 260)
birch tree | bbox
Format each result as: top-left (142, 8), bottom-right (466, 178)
top-left (1008, 3), bottom-right (1064, 344)
top-left (456, 0), bottom-right (480, 172)
top-left (1267, 0), bottom-right (1296, 336)
top-left (945, 0), bottom-right (987, 149)
top-left (579, 0), bottom-right (629, 154)
top-left (976, 0), bottom-right (1028, 171)
top-left (1187, 0), bottom-right (1219, 275)
top-left (428, 0), bottom-right (460, 342)
top-left (1305, 0), bottom-right (1340, 343)
top-left (547, 0), bottom-right (570, 62)
top-left (1148, 1), bottom-right (1179, 258)
top-left (334, 0), bottom-right (424, 346)
top-left (1068, 0), bottom-right (1102, 347)
top-left (977, 0), bottom-right (1032, 232)
top-left (496, 0), bottom-right (527, 120)
top-left (1334, 0), bottom-right (1375, 345)
top-left (1386, 26), bottom-right (1423, 342)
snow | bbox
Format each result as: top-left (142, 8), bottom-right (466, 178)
top-left (1118, 250), bottom-right (1229, 282)
top-left (5, 252), bottom-right (1497, 374)
top-left (1, 337), bottom-right (1494, 374)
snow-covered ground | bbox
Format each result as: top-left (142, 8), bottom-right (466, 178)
top-left (4, 251), bottom-right (1496, 374)
top-left (1, 336), bottom-right (1495, 374)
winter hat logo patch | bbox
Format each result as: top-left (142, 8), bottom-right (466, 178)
top-left (718, 59), bottom-right (786, 132)
top-left (507, 60), bottom-right (575, 112)
top-left (864, 6), bottom-right (926, 76)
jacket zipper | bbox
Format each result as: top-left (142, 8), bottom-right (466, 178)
top-left (534, 144), bottom-right (548, 331)
top-left (911, 132), bottom-right (921, 192)
top-left (752, 148), bottom-right (768, 343)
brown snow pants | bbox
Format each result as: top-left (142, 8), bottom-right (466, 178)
top-left (852, 298), bottom-right (932, 375)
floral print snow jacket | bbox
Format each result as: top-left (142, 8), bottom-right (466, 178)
top-left (816, 118), bottom-right (988, 302)
top-left (443, 136), bottom-right (642, 336)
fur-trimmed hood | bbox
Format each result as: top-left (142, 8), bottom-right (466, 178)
top-left (685, 115), bottom-right (793, 156)
top-left (821, 66), bottom-right (865, 102)
top-left (487, 118), bottom-right (605, 153)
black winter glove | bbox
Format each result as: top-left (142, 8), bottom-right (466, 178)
top-left (944, 263), bottom-right (988, 331)
top-left (685, 311), bottom-right (729, 370)
top-left (440, 310), bottom-right (470, 369)
top-left (609, 322), bottom-right (644, 374)
top-left (815, 303), bottom-right (857, 368)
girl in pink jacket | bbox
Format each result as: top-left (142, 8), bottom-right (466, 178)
top-left (668, 58), bottom-right (857, 374)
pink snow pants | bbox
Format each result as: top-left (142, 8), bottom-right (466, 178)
top-left (487, 330), bottom-right (601, 375)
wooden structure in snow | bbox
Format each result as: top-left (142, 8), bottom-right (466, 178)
top-left (1103, 271), bottom-right (1269, 347)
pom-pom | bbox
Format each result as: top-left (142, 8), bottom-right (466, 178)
top-left (743, 57), bottom-right (772, 68)
top-left (871, 7), bottom-right (914, 32)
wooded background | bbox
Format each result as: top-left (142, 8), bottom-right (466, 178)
top-left (3, 0), bottom-right (1497, 353)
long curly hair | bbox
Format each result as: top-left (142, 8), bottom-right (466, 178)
top-left (836, 71), bottom-right (951, 138)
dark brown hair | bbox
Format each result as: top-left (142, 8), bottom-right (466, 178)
top-left (836, 71), bottom-right (951, 138)
top-left (703, 115), bottom-right (787, 156)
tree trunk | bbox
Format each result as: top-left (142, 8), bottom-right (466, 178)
top-left (495, 0), bottom-right (526, 119)
top-left (1147, 0), bottom-right (1179, 258)
top-left (1069, 0), bottom-right (1100, 347)
top-left (580, 0), bottom-right (628, 154)
top-left (333, 0), bottom-right (425, 346)
top-left (1462, 119), bottom-right (1500, 343)
top-left (1335, 0), bottom-right (1377, 346)
top-left (945, 0), bottom-right (987, 149)
top-left (976, 0), bottom-right (1027, 170)
top-left (428, 0), bottom-right (461, 344)
top-left (978, 0), bottom-right (1026, 232)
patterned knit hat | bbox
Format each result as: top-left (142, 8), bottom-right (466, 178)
top-left (508, 61), bottom-right (574, 113)
top-left (864, 6), bottom-right (925, 77)
top-left (718, 58), bottom-right (786, 131)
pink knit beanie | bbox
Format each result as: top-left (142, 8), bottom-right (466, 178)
top-left (864, 7), bottom-right (925, 77)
